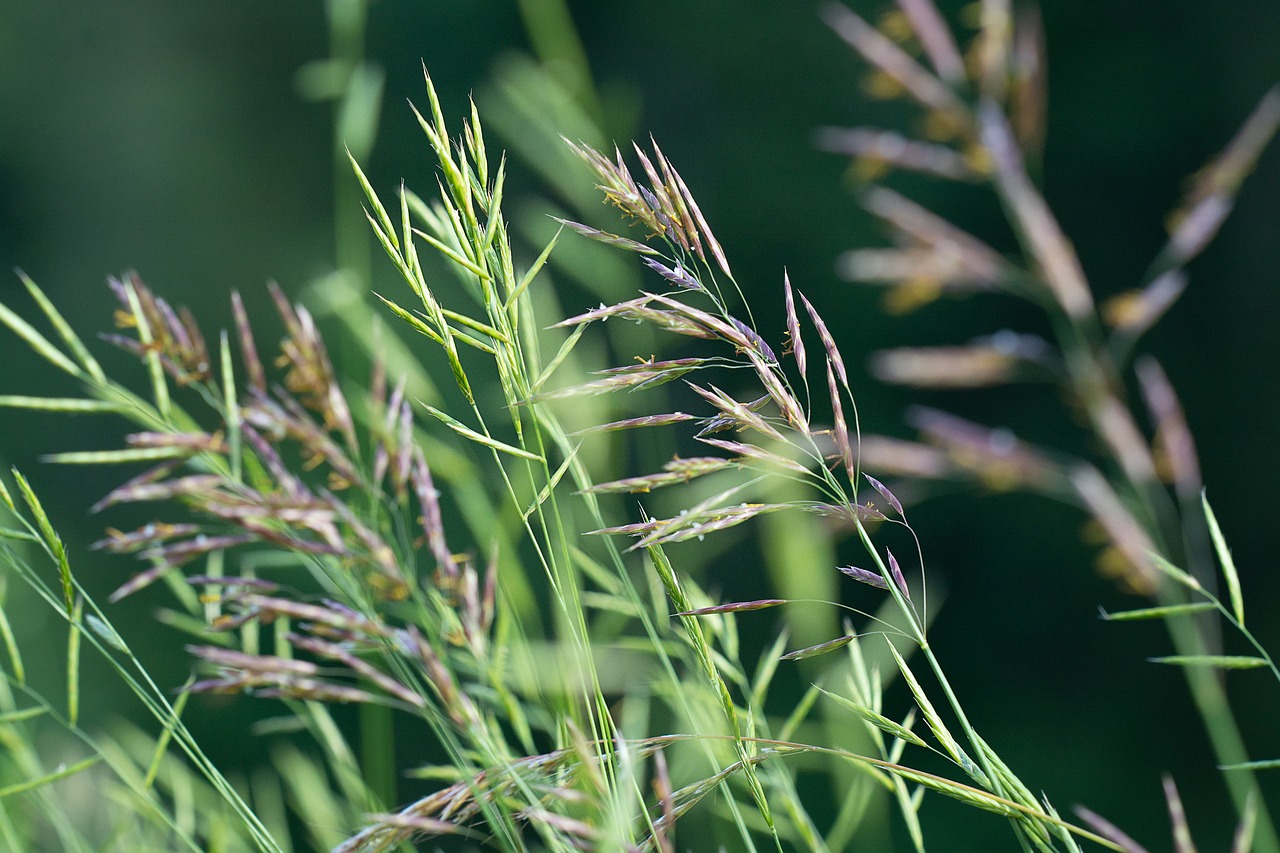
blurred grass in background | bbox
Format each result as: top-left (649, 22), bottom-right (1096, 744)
top-left (2, 0), bottom-right (1280, 847)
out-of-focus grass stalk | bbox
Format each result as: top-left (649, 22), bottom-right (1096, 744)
top-left (826, 0), bottom-right (1280, 844)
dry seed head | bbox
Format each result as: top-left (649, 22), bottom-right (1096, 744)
top-left (859, 435), bottom-right (953, 479)
top-left (822, 2), bottom-right (970, 125)
top-left (869, 345), bottom-right (1021, 387)
top-left (1069, 465), bottom-right (1159, 593)
top-left (816, 127), bottom-right (978, 181)
top-left (907, 406), bottom-right (1060, 492)
top-left (1135, 357), bottom-right (1201, 493)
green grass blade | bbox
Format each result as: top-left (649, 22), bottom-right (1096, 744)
top-left (817, 686), bottom-right (927, 748)
top-left (0, 707), bottom-right (45, 724)
top-left (373, 292), bottom-right (445, 345)
top-left (508, 226), bottom-right (561, 309)
top-left (1221, 760), bottom-right (1280, 771)
top-left (86, 614), bottom-right (129, 652)
top-left (0, 605), bottom-right (25, 684)
top-left (43, 448), bottom-right (192, 465)
top-left (0, 755), bottom-right (103, 799)
top-left (410, 225), bottom-right (491, 279)
top-left (1100, 602), bottom-right (1217, 621)
top-left (1145, 550), bottom-right (1202, 592)
top-left (1149, 655), bottom-right (1269, 669)
top-left (347, 148), bottom-right (398, 251)
top-left (522, 442), bottom-right (579, 521)
top-left (887, 642), bottom-right (985, 784)
top-left (1203, 491), bottom-right (1245, 625)
top-left (440, 306), bottom-right (508, 343)
top-left (0, 396), bottom-right (122, 413)
top-left (144, 686), bottom-right (192, 791)
top-left (18, 271), bottom-right (106, 382)
top-left (0, 300), bottom-right (84, 379)
top-left (421, 404), bottom-right (542, 461)
top-left (67, 598), bottom-right (83, 725)
top-left (220, 332), bottom-right (242, 482)
top-left (531, 323), bottom-right (586, 394)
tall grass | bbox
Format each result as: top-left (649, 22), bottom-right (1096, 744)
top-left (0, 1), bottom-right (1276, 850)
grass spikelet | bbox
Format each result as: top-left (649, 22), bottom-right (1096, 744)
top-left (838, 565), bottom-right (890, 590)
top-left (780, 635), bottom-right (856, 662)
top-left (674, 599), bottom-right (787, 617)
top-left (782, 272), bottom-right (806, 380)
top-left (820, 2), bottom-right (966, 120)
top-left (827, 359), bottom-right (857, 484)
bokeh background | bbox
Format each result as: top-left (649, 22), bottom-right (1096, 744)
top-left (2, 0), bottom-right (1279, 848)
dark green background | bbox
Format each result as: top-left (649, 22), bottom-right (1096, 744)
top-left (3, 1), bottom-right (1279, 848)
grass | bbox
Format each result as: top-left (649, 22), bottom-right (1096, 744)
top-left (1, 1), bottom-right (1277, 850)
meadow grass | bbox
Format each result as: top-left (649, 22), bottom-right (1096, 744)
top-left (0, 1), bottom-right (1277, 850)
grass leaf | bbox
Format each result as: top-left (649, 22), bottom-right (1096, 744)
top-left (18, 270), bottom-right (106, 382)
top-left (0, 300), bottom-right (84, 379)
top-left (0, 396), bottom-right (122, 413)
top-left (1203, 491), bottom-right (1244, 625)
top-left (421, 404), bottom-right (542, 461)
top-left (0, 605), bottom-right (24, 683)
top-left (1220, 759), bottom-right (1280, 771)
top-left (67, 598), bottom-right (83, 725)
top-left (43, 448), bottom-right (193, 465)
top-left (817, 685), bottom-right (927, 747)
top-left (348, 148), bottom-right (398, 251)
top-left (0, 755), bottom-right (103, 799)
top-left (1149, 655), bottom-right (1268, 669)
top-left (1100, 603), bottom-right (1217, 621)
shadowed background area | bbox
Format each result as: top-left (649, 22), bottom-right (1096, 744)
top-left (2, 0), bottom-right (1279, 848)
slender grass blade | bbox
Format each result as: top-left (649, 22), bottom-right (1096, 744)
top-left (1149, 655), bottom-right (1268, 669)
top-left (1203, 491), bottom-right (1245, 625)
top-left (421, 404), bottom-right (542, 461)
top-left (0, 756), bottom-right (103, 799)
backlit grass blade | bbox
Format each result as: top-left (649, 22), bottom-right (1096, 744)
top-left (18, 271), bottom-right (106, 382)
top-left (1203, 491), bottom-right (1244, 626)
top-left (347, 147), bottom-right (398, 251)
top-left (1221, 760), bottom-right (1280, 771)
top-left (817, 686), bottom-right (927, 748)
top-left (1100, 603), bottom-right (1217, 621)
top-left (421, 404), bottom-right (542, 461)
top-left (1149, 655), bottom-right (1268, 669)
top-left (0, 604), bottom-right (24, 683)
top-left (67, 598), bottom-right (83, 725)
top-left (0, 300), bottom-right (83, 379)
top-left (43, 448), bottom-right (192, 465)
top-left (0, 755), bottom-right (103, 799)
top-left (145, 686), bottom-right (193, 791)
top-left (0, 396), bottom-right (122, 413)
top-left (508, 226), bottom-right (561, 309)
top-left (531, 323), bottom-right (586, 394)
top-left (887, 643), bottom-right (985, 785)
